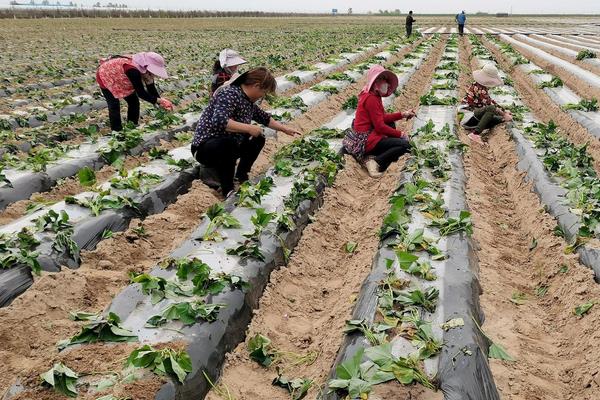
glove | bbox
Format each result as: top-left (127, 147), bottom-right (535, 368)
top-left (158, 98), bottom-right (174, 111)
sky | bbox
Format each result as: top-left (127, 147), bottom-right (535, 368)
top-left (4, 0), bottom-right (600, 14)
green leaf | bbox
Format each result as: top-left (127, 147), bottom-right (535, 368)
top-left (364, 343), bottom-right (394, 368)
top-left (248, 334), bottom-right (275, 367)
top-left (335, 347), bottom-right (364, 380)
top-left (57, 312), bottom-right (137, 349)
top-left (344, 241), bottom-right (358, 254)
top-left (272, 372), bottom-right (313, 400)
top-left (40, 363), bottom-right (79, 398)
top-left (574, 301), bottom-right (595, 317)
top-left (126, 345), bottom-right (192, 383)
top-left (78, 166), bottom-right (97, 187)
top-left (488, 343), bottom-right (515, 362)
top-left (146, 301), bottom-right (224, 327)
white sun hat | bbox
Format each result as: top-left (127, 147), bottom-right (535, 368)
top-left (219, 49), bottom-right (247, 68)
top-left (472, 63), bottom-right (503, 88)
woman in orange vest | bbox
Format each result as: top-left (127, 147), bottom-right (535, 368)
top-left (96, 52), bottom-right (173, 131)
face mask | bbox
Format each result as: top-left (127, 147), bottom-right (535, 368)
top-left (378, 82), bottom-right (389, 94)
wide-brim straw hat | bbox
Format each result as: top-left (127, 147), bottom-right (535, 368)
top-left (473, 63), bottom-right (503, 88)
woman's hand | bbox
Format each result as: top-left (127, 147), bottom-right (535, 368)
top-left (158, 98), bottom-right (174, 111)
top-left (247, 125), bottom-right (264, 137)
top-left (403, 109), bottom-right (416, 119)
top-left (268, 119), bottom-right (301, 136)
top-left (282, 126), bottom-right (301, 136)
top-left (503, 111), bottom-right (513, 122)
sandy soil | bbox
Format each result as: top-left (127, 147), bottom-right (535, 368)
top-left (0, 178), bottom-right (220, 396)
top-left (461, 37), bottom-right (600, 400)
top-left (205, 158), bottom-right (408, 400)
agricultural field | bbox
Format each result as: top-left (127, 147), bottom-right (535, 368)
top-left (2, 14), bottom-right (600, 400)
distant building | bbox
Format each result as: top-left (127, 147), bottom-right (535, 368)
top-left (496, 13), bottom-right (509, 17)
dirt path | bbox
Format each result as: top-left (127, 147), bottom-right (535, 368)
top-left (205, 159), bottom-right (406, 400)
top-left (461, 37), bottom-right (600, 400)
top-left (206, 37), bottom-right (449, 400)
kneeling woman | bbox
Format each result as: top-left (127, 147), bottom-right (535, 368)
top-left (344, 65), bottom-right (415, 177)
top-left (191, 67), bottom-right (300, 197)
top-left (461, 63), bottom-right (512, 144)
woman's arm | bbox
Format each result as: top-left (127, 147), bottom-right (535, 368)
top-left (365, 96), bottom-right (406, 138)
top-left (252, 103), bottom-right (300, 136)
top-left (383, 111), bottom-right (404, 124)
top-left (125, 68), bottom-right (159, 104)
top-left (268, 119), bottom-right (301, 136)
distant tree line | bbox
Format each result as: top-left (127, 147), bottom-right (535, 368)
top-left (0, 8), bottom-right (337, 18)
top-left (0, 8), bottom-right (594, 19)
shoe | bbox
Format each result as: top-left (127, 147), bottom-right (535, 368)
top-left (365, 159), bottom-right (383, 178)
top-left (468, 133), bottom-right (484, 145)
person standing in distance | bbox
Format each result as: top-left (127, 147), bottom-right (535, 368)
top-left (456, 11), bottom-right (467, 36)
top-left (406, 11), bottom-right (416, 38)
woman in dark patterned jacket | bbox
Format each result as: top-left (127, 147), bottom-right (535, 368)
top-left (192, 67), bottom-right (300, 197)
top-left (462, 63), bottom-right (513, 144)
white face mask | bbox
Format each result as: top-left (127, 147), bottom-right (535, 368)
top-left (378, 82), bottom-right (389, 94)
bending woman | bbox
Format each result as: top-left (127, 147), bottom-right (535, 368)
top-left (344, 65), bottom-right (414, 178)
top-left (211, 49), bottom-right (247, 96)
top-left (191, 67), bottom-right (300, 197)
top-left (96, 52), bottom-right (173, 131)
top-left (461, 63), bottom-right (512, 144)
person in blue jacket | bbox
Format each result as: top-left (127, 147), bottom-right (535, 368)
top-left (456, 11), bottom-right (467, 36)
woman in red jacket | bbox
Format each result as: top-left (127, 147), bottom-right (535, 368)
top-left (343, 65), bottom-right (414, 177)
top-left (96, 52), bottom-right (174, 132)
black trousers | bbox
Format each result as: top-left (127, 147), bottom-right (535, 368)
top-left (101, 88), bottom-right (140, 132)
top-left (406, 24), bottom-right (412, 37)
top-left (192, 134), bottom-right (266, 195)
top-left (367, 137), bottom-right (411, 171)
top-left (473, 105), bottom-right (504, 137)
top-left (458, 24), bottom-right (465, 35)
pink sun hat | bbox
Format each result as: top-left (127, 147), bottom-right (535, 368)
top-left (361, 65), bottom-right (399, 97)
top-left (132, 52), bottom-right (168, 79)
